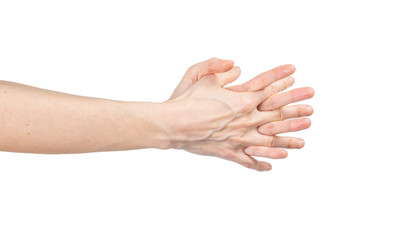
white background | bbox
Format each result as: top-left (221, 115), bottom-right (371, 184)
top-left (1, 0), bottom-right (393, 239)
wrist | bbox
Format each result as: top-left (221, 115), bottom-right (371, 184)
top-left (150, 101), bottom-right (183, 150)
top-left (144, 102), bottom-right (174, 150)
top-left (110, 101), bottom-right (173, 151)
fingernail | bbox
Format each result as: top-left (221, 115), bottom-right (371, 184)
top-left (265, 165), bottom-right (272, 171)
top-left (280, 150), bottom-right (288, 158)
top-left (258, 162), bottom-right (272, 171)
top-left (306, 106), bottom-right (314, 115)
top-left (298, 140), bottom-right (305, 148)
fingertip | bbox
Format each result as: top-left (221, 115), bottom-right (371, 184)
top-left (266, 164), bottom-right (272, 171)
top-left (305, 105), bottom-right (314, 116)
top-left (302, 118), bottom-right (312, 128)
top-left (223, 59), bottom-right (234, 69)
top-left (288, 75), bottom-right (296, 85)
top-left (306, 87), bottom-right (315, 97)
top-left (280, 149), bottom-right (288, 158)
top-left (232, 66), bottom-right (241, 76)
top-left (298, 139), bottom-right (305, 148)
top-left (306, 118), bottom-right (312, 127)
top-left (282, 64), bottom-right (296, 75)
top-left (257, 161), bottom-right (272, 171)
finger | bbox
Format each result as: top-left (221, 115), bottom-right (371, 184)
top-left (245, 128), bottom-right (305, 149)
top-left (268, 136), bottom-right (305, 149)
top-left (187, 57), bottom-right (234, 82)
top-left (243, 130), bottom-right (305, 149)
top-left (258, 104), bottom-right (314, 124)
top-left (254, 76), bottom-right (295, 103)
top-left (171, 58), bottom-right (234, 99)
top-left (215, 66), bottom-right (241, 86)
top-left (255, 160), bottom-right (273, 172)
top-left (235, 153), bottom-right (273, 171)
top-left (245, 146), bottom-right (288, 159)
top-left (226, 64), bottom-right (296, 92)
top-left (259, 87), bottom-right (315, 111)
top-left (258, 118), bottom-right (311, 135)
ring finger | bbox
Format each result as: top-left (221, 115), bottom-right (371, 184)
top-left (244, 146), bottom-right (288, 159)
top-left (244, 130), bottom-right (305, 149)
top-left (256, 104), bottom-right (314, 125)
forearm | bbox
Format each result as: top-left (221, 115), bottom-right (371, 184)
top-left (0, 80), bottom-right (171, 153)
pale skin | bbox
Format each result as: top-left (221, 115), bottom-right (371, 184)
top-left (0, 58), bottom-right (314, 171)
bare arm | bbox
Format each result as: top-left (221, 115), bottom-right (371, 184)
top-left (0, 58), bottom-right (314, 171)
top-left (0, 80), bottom-right (171, 153)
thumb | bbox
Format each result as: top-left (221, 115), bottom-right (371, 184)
top-left (170, 57), bottom-right (234, 99)
top-left (186, 57), bottom-right (234, 82)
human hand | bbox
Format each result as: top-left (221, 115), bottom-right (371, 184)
top-left (226, 63), bottom-right (314, 160)
top-left (169, 58), bottom-right (314, 163)
top-left (165, 69), bottom-right (309, 171)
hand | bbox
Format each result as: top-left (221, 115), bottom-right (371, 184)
top-left (165, 69), bottom-right (308, 171)
top-left (169, 58), bottom-right (314, 161)
top-left (226, 62), bottom-right (314, 160)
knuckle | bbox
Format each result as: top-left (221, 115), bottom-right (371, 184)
top-left (229, 135), bottom-right (248, 145)
top-left (269, 84), bottom-right (279, 95)
top-left (187, 63), bottom-right (198, 72)
top-left (207, 57), bottom-right (219, 68)
top-left (239, 94), bottom-right (256, 112)
top-left (202, 74), bottom-right (216, 82)
top-left (209, 57), bottom-right (219, 62)
top-left (279, 109), bottom-right (283, 120)
top-left (287, 139), bottom-right (294, 148)
top-left (296, 106), bottom-right (305, 117)
top-left (263, 86), bottom-right (275, 97)
top-left (186, 65), bottom-right (198, 78)
top-left (273, 109), bottom-right (283, 121)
